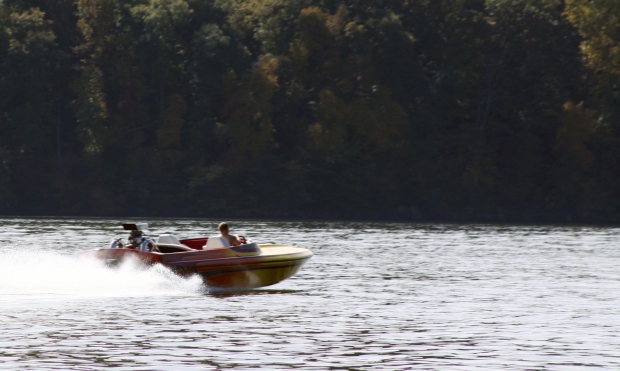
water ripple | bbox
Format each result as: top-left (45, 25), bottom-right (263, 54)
top-left (0, 219), bottom-right (619, 369)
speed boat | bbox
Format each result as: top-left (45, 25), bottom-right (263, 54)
top-left (79, 223), bottom-right (312, 289)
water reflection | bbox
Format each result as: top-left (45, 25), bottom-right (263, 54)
top-left (209, 289), bottom-right (305, 298)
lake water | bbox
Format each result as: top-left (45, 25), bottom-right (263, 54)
top-left (0, 218), bottom-right (619, 370)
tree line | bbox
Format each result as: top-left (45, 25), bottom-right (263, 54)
top-left (0, 0), bottom-right (619, 222)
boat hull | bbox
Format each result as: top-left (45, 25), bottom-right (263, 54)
top-left (79, 244), bottom-right (312, 290)
top-left (184, 245), bottom-right (311, 289)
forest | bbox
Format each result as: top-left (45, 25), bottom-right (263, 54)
top-left (0, 0), bottom-right (619, 222)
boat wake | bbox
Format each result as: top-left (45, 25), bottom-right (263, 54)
top-left (0, 247), bottom-right (205, 298)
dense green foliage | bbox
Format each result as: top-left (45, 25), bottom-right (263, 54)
top-left (0, 0), bottom-right (618, 221)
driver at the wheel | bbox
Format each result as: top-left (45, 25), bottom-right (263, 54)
top-left (219, 222), bottom-right (241, 246)
top-left (128, 230), bottom-right (143, 248)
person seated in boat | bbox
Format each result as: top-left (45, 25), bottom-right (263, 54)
top-left (219, 222), bottom-right (241, 246)
top-left (128, 230), bottom-right (143, 248)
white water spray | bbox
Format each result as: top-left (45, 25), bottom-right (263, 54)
top-left (0, 246), bottom-right (205, 297)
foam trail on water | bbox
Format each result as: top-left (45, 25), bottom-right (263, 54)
top-left (0, 246), bottom-right (205, 297)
